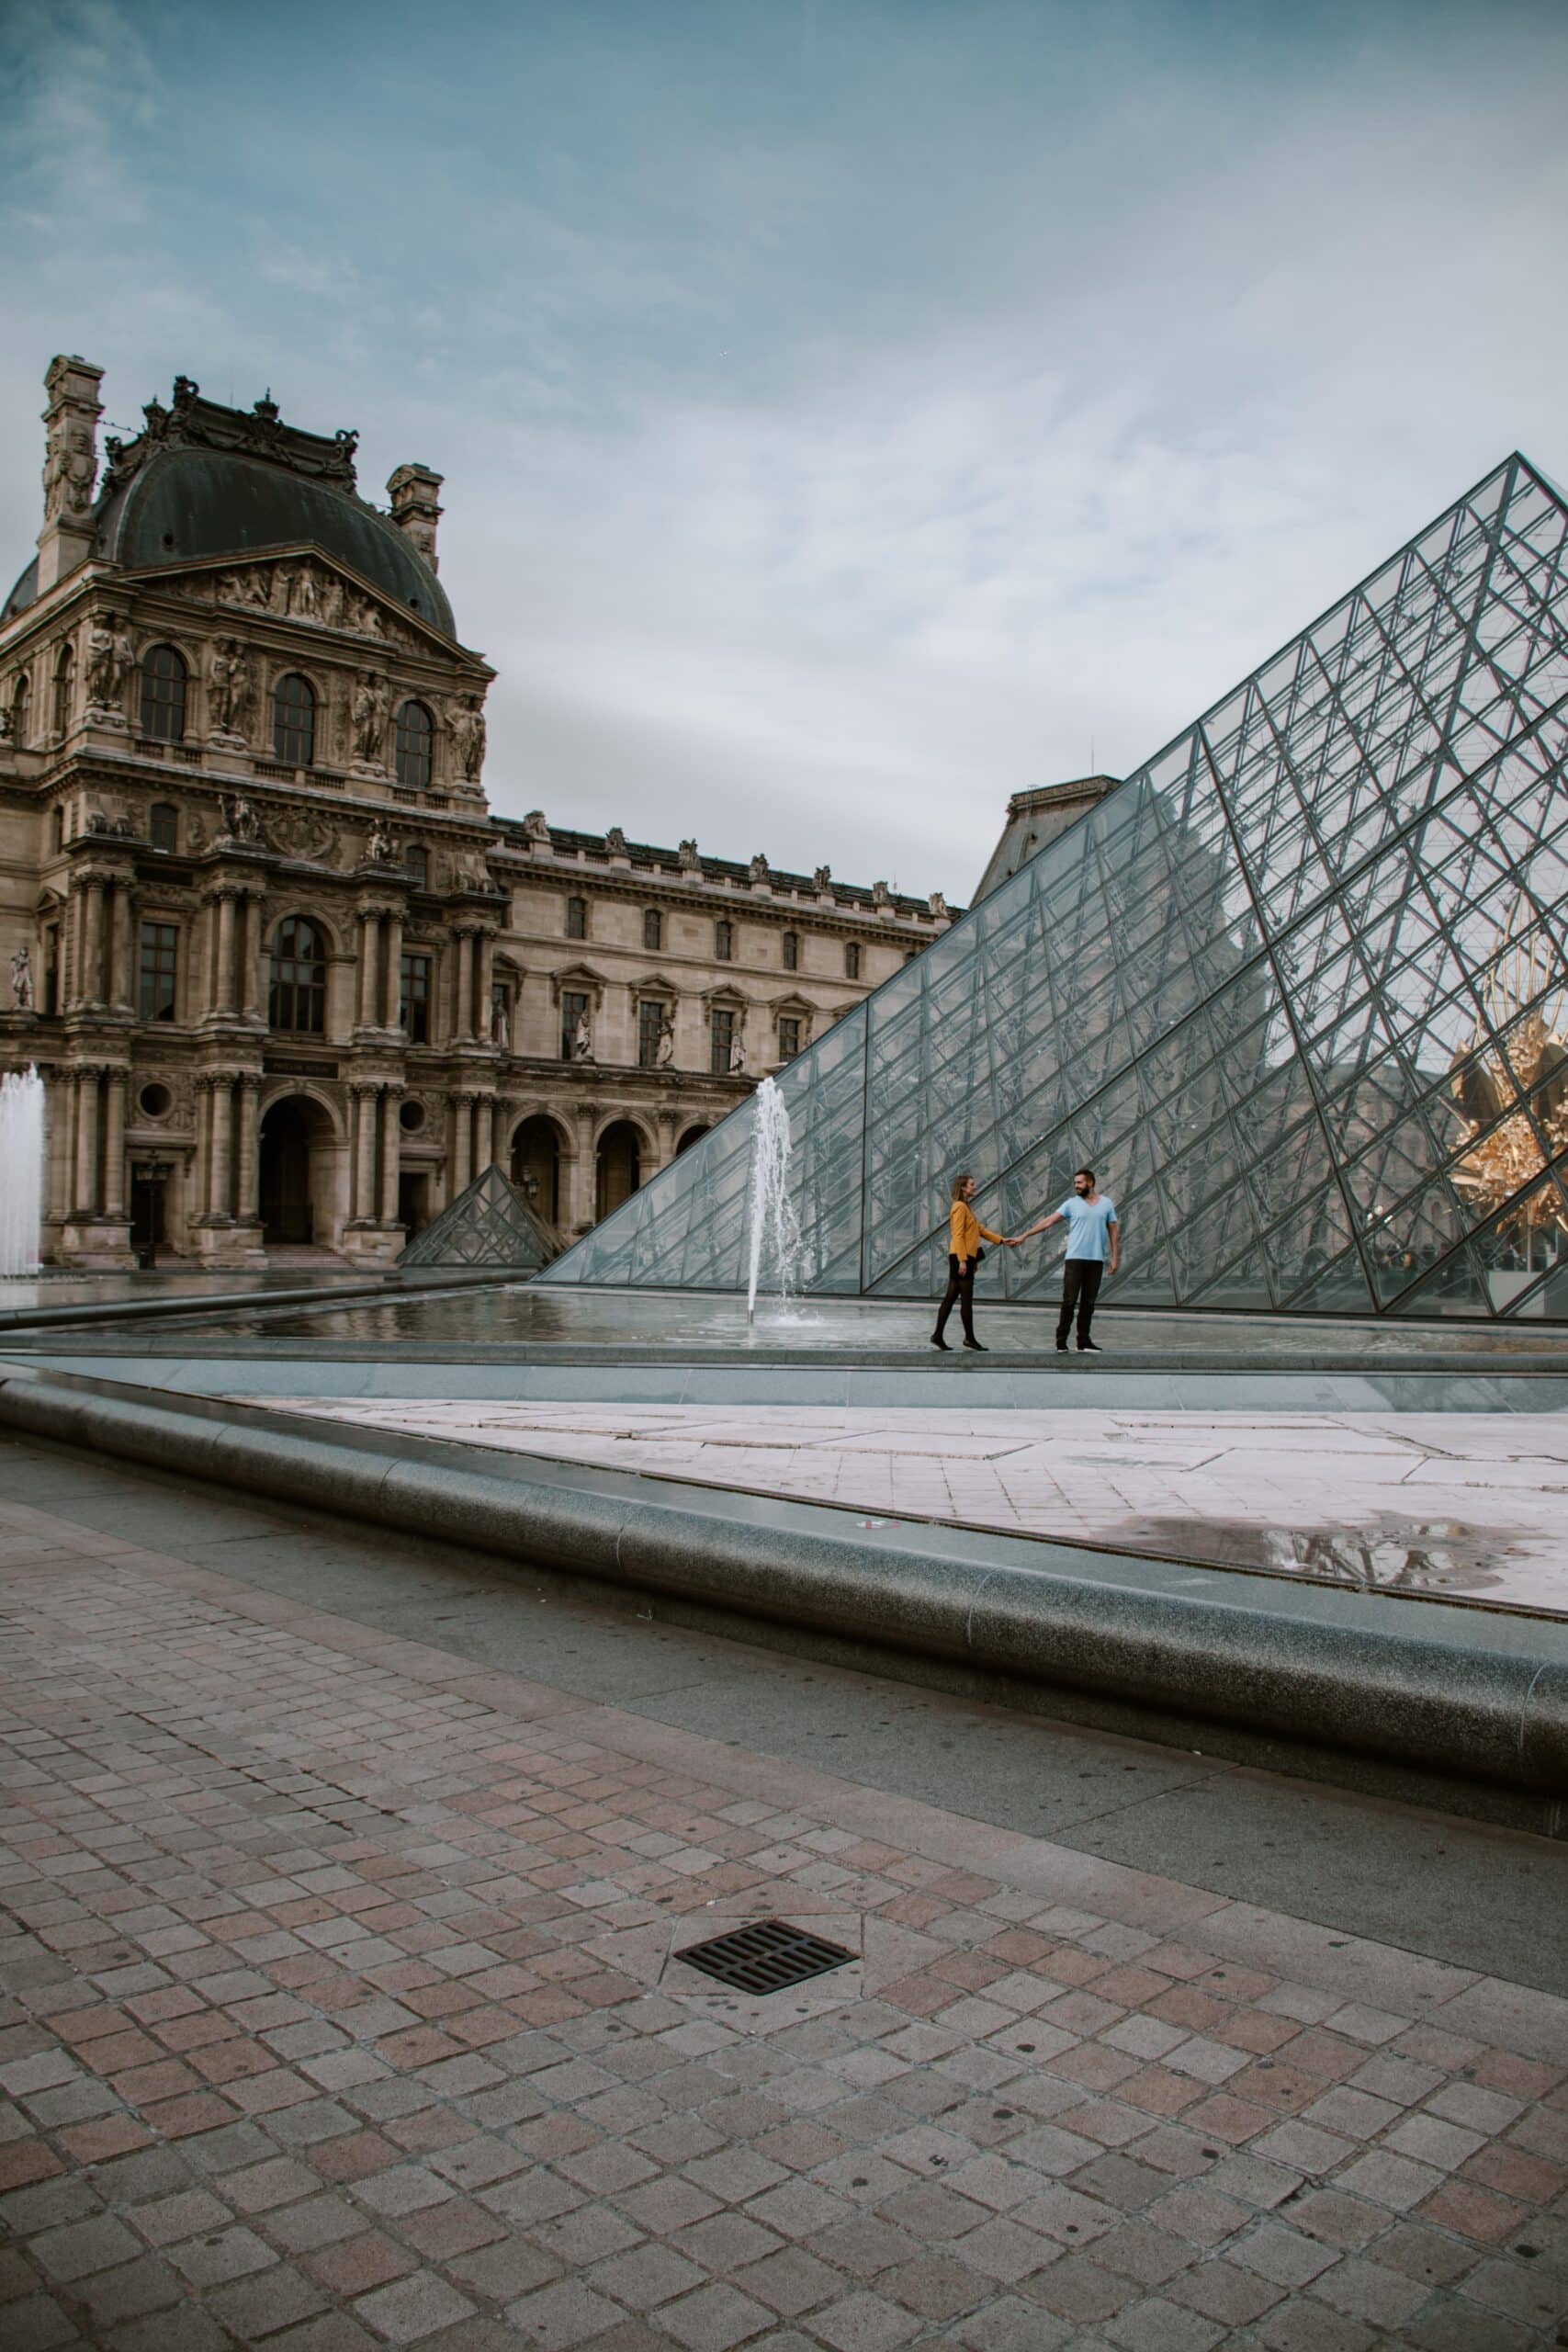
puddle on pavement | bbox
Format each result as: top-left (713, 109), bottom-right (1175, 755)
top-left (1115, 1511), bottom-right (1507, 1596)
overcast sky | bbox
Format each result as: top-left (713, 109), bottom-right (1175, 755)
top-left (3, 0), bottom-right (1565, 901)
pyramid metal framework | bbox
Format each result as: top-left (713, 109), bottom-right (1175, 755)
top-left (398, 1164), bottom-right (558, 1271)
top-left (541, 453), bottom-right (1568, 1321)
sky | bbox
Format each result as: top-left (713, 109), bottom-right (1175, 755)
top-left (3, 0), bottom-right (1566, 904)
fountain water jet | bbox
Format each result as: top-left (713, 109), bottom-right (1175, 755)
top-left (0, 1067), bottom-right (47, 1277)
top-left (745, 1076), bottom-right (802, 1322)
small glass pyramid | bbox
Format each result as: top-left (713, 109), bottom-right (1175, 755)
top-left (541, 453), bottom-right (1568, 1320)
top-left (399, 1164), bottom-right (558, 1271)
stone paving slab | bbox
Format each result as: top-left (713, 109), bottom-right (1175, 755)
top-left (3, 1492), bottom-right (1568, 2346)
top-left (254, 1400), bottom-right (1568, 1620)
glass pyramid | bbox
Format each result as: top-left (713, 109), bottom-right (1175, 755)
top-left (542, 453), bottom-right (1568, 1321)
top-left (399, 1164), bottom-right (558, 1270)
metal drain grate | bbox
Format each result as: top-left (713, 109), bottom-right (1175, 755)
top-left (675, 1918), bottom-right (854, 1996)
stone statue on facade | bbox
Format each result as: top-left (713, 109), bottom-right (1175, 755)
top-left (221, 791), bottom-right (261, 844)
top-left (285, 564), bottom-right (321, 619)
top-left (351, 670), bottom-right (390, 765)
top-left (749, 853), bottom-right (770, 884)
top-left (728, 1025), bottom-right (747, 1076)
top-left (367, 818), bottom-right (397, 865)
top-left (928, 888), bottom-right (949, 919)
top-left (491, 989), bottom-right (512, 1050)
top-left (570, 1008), bottom-right (594, 1063)
top-left (451, 696), bottom-right (486, 783)
top-left (678, 838), bottom-right (701, 873)
top-left (208, 638), bottom-right (253, 740)
top-left (521, 808), bottom-right (551, 847)
top-left (872, 878), bottom-right (892, 907)
top-left (656, 1012), bottom-right (676, 1069)
top-left (42, 421), bottom-right (96, 521)
top-left (85, 616), bottom-right (131, 718)
top-left (604, 825), bottom-right (627, 856)
top-left (9, 944), bottom-right (33, 1011)
top-left (813, 865), bottom-right (832, 891)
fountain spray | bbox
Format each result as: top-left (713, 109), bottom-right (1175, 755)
top-left (0, 1067), bottom-right (47, 1278)
top-left (745, 1077), bottom-right (802, 1322)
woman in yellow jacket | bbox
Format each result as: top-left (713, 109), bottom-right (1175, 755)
top-left (931, 1172), bottom-right (1011, 1351)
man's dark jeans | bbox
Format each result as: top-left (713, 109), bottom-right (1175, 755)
top-left (1057, 1257), bottom-right (1103, 1348)
top-left (934, 1253), bottom-right (977, 1343)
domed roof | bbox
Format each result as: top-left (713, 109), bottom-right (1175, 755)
top-left (4, 379), bottom-right (455, 638)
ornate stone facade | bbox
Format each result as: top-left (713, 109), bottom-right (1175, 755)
top-left (0, 362), bottom-right (956, 1267)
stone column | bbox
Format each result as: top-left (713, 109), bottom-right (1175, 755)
top-left (352, 1084), bottom-right (378, 1220)
top-left (474, 1094), bottom-right (495, 1175)
top-left (241, 895), bottom-right (265, 1023)
top-left (454, 931), bottom-right (475, 1040)
top-left (81, 878), bottom-right (106, 1007)
top-left (235, 1075), bottom-right (261, 1222)
top-left (109, 882), bottom-right (135, 1011)
top-left (475, 928), bottom-right (496, 1041)
top-left (214, 891), bottom-right (238, 1017)
top-left (74, 1069), bottom-right (100, 1215)
top-left (383, 910), bottom-right (404, 1031)
top-left (357, 911), bottom-right (380, 1029)
top-left (102, 1069), bottom-right (127, 1218)
top-left (450, 1090), bottom-right (473, 1194)
top-left (378, 1085), bottom-right (403, 1223)
top-left (209, 1076), bottom-right (234, 1217)
top-left (570, 1104), bottom-right (598, 1230)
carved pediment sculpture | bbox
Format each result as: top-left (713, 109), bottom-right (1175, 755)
top-left (268, 806), bottom-right (339, 865)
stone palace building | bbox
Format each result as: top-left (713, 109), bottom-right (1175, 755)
top-left (0, 359), bottom-right (956, 1267)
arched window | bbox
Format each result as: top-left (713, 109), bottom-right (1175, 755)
top-left (643, 907), bottom-right (661, 951)
top-left (149, 802), bottom-right (179, 853)
top-left (51, 644), bottom-right (74, 741)
top-left (140, 644), bottom-right (186, 742)
top-left (10, 671), bottom-right (31, 749)
top-left (268, 915), bottom-right (327, 1035)
top-left (404, 843), bottom-right (429, 889)
top-left (394, 699), bottom-right (434, 788)
top-left (273, 673), bottom-right (315, 766)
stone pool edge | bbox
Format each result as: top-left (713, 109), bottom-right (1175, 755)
top-left (2, 1363), bottom-right (1564, 1833)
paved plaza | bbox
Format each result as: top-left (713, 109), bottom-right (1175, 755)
top-left (259, 1401), bottom-right (1568, 1619)
top-left (4, 1428), bottom-right (1568, 2350)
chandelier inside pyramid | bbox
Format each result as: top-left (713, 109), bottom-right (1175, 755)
top-left (543, 453), bottom-right (1568, 1321)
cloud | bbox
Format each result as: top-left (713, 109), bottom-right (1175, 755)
top-left (2, 0), bottom-right (1566, 901)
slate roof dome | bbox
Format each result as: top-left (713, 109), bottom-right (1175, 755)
top-left (4, 377), bottom-right (455, 636)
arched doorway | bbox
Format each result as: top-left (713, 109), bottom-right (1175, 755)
top-left (675, 1123), bottom-right (710, 1155)
top-left (512, 1114), bottom-right (562, 1225)
top-left (595, 1120), bottom-right (642, 1220)
top-left (259, 1097), bottom-right (314, 1243)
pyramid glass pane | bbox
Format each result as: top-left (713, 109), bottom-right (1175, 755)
top-left (541, 454), bottom-right (1568, 1321)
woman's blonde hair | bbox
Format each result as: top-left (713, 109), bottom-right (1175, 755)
top-left (950, 1173), bottom-right (973, 1204)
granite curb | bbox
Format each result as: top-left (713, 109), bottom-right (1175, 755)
top-left (3, 1363), bottom-right (1566, 1822)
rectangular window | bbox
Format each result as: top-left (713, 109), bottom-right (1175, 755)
top-left (716, 919), bottom-right (733, 961)
top-left (139, 922), bottom-right (178, 1023)
top-left (400, 952), bottom-right (431, 1045)
top-left (844, 942), bottom-right (862, 979)
top-left (782, 930), bottom-right (799, 971)
top-left (643, 907), bottom-right (661, 951)
top-left (560, 988), bottom-right (588, 1060)
top-left (565, 895), bottom-right (587, 940)
top-left (777, 1016), bottom-right (802, 1060)
top-left (637, 998), bottom-right (666, 1068)
top-left (51, 806), bottom-right (64, 854)
top-left (710, 1006), bottom-right (736, 1074)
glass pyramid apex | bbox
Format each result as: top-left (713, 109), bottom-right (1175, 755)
top-left (399, 1163), bottom-right (558, 1270)
top-left (542, 453), bottom-right (1568, 1321)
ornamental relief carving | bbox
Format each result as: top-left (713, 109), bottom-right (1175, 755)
top-left (130, 1072), bottom-right (196, 1131)
top-left (173, 558), bottom-right (422, 648)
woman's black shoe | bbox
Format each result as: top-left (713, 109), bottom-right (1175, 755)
top-left (963, 1339), bottom-right (987, 1351)
top-left (930, 1335), bottom-right (950, 1351)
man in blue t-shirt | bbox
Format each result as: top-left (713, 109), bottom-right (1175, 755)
top-left (1012, 1167), bottom-right (1120, 1352)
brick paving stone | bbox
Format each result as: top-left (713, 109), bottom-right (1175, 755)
top-left (7, 1497), bottom-right (1568, 2352)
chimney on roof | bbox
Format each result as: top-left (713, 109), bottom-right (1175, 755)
top-left (387, 463), bottom-right (444, 571)
top-left (37, 355), bottom-right (104, 594)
